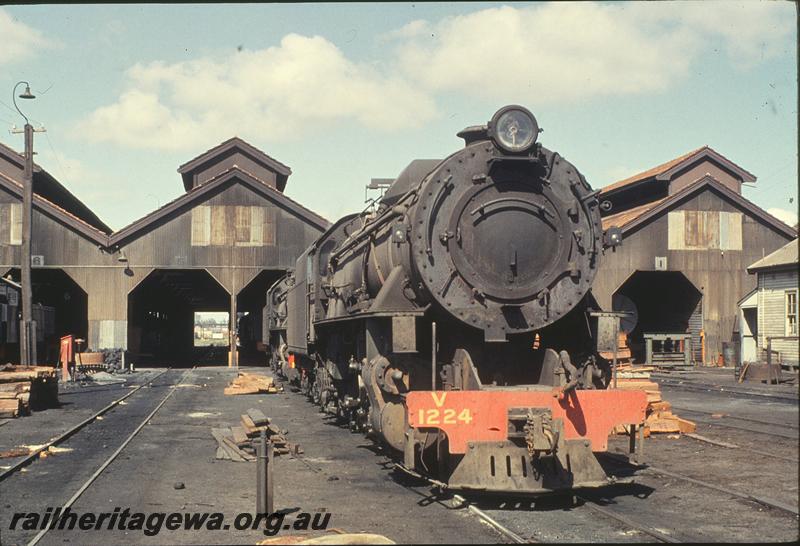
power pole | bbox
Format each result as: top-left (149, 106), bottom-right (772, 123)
top-left (11, 82), bottom-right (43, 365)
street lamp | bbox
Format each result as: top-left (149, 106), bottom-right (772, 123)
top-left (12, 81), bottom-right (37, 366)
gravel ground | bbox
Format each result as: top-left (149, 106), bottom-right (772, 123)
top-left (1, 367), bottom-right (504, 545)
top-left (1, 366), bottom-right (797, 544)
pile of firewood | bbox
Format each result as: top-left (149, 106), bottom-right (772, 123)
top-left (211, 408), bottom-right (301, 462)
top-left (0, 364), bottom-right (58, 418)
top-left (613, 364), bottom-right (695, 437)
top-left (224, 372), bottom-right (282, 395)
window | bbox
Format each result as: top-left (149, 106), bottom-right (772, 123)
top-left (190, 205), bottom-right (274, 247)
top-left (8, 203), bottom-right (22, 245)
top-left (667, 211), bottom-right (742, 250)
top-left (786, 290), bottom-right (798, 336)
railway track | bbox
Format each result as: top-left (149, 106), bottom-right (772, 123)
top-left (655, 377), bottom-right (798, 402)
top-left (4, 368), bottom-right (194, 546)
top-left (576, 496), bottom-right (682, 543)
top-left (398, 459), bottom-right (690, 543)
top-left (448, 448), bottom-right (799, 544)
top-left (673, 409), bottom-right (799, 440)
top-left (670, 405), bottom-right (799, 430)
top-left (601, 450), bottom-right (799, 517)
top-left (641, 464), bottom-right (799, 516)
top-left (0, 369), bottom-right (171, 481)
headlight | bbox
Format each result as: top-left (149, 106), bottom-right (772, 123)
top-left (489, 106), bottom-right (539, 153)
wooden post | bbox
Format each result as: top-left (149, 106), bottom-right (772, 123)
top-left (20, 123), bottom-right (34, 366)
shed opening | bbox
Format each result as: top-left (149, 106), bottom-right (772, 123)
top-left (614, 270), bottom-right (702, 365)
top-left (127, 269), bottom-right (230, 367)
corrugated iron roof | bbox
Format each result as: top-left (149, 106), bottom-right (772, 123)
top-left (600, 145), bottom-right (756, 195)
top-left (747, 239), bottom-right (799, 272)
top-left (177, 136), bottom-right (292, 192)
top-left (110, 164), bottom-right (329, 247)
top-left (0, 141), bottom-right (112, 233)
top-left (601, 197), bottom-right (668, 230)
top-left (601, 146), bottom-right (708, 194)
top-left (0, 170), bottom-right (111, 245)
top-left (601, 175), bottom-right (796, 240)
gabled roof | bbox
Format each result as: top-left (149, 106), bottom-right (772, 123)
top-left (747, 239), bottom-right (799, 273)
top-left (111, 164), bottom-right (329, 247)
top-left (0, 170), bottom-right (111, 246)
top-left (602, 174), bottom-right (797, 239)
top-left (177, 137), bottom-right (292, 193)
top-left (0, 141), bottom-right (112, 233)
top-left (601, 146), bottom-right (757, 196)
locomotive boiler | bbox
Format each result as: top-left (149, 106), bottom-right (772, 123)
top-left (266, 106), bottom-right (646, 493)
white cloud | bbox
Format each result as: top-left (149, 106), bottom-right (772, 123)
top-left (75, 2), bottom-right (794, 151)
top-left (671, 1), bottom-right (794, 67)
top-left (390, 2), bottom-right (794, 103)
top-left (76, 34), bottom-right (437, 151)
top-left (0, 9), bottom-right (51, 66)
top-left (767, 207), bottom-right (798, 228)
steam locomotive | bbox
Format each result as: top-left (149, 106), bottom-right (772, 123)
top-left (265, 106), bottom-right (646, 493)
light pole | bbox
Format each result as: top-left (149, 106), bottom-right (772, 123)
top-left (12, 81), bottom-right (37, 366)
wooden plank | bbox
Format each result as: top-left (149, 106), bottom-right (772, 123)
top-left (614, 381), bottom-right (660, 390)
top-left (249, 206), bottom-right (264, 245)
top-left (211, 427), bottom-right (246, 462)
top-left (676, 417), bottom-right (696, 433)
top-left (223, 436), bottom-right (255, 461)
top-left (224, 384), bottom-right (261, 396)
top-left (247, 408), bottom-right (270, 426)
top-left (649, 401), bottom-right (672, 412)
top-left (646, 392), bottom-right (662, 404)
top-left (231, 426), bottom-right (249, 446)
top-left (234, 206), bottom-right (251, 244)
top-left (190, 205), bottom-right (211, 246)
top-left (210, 205), bottom-right (228, 246)
top-left (0, 371), bottom-right (45, 383)
top-left (241, 414), bottom-right (258, 434)
top-left (0, 398), bottom-right (20, 417)
top-left (646, 418), bottom-right (680, 433)
top-left (0, 382), bottom-right (31, 393)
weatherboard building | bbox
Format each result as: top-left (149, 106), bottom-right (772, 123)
top-left (0, 140), bottom-right (795, 368)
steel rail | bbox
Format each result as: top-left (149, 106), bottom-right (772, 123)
top-left (576, 496), bottom-right (682, 543)
top-left (677, 414), bottom-right (798, 440)
top-left (655, 378), bottom-right (798, 402)
top-left (450, 495), bottom-right (528, 543)
top-left (392, 463), bottom-right (528, 543)
top-left (670, 406), bottom-right (800, 430)
top-left (643, 465), bottom-right (799, 516)
top-left (25, 368), bottom-right (194, 546)
top-left (0, 369), bottom-right (170, 481)
top-left (682, 433), bottom-right (799, 464)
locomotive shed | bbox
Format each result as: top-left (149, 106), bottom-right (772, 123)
top-left (0, 367), bottom-right (797, 544)
top-left (0, 100), bottom-right (797, 546)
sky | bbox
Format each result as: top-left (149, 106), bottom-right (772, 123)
top-left (0, 2), bottom-right (797, 230)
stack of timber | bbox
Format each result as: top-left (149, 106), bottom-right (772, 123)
top-left (211, 408), bottom-right (302, 461)
top-left (599, 332), bottom-right (633, 366)
top-left (0, 364), bottom-right (58, 418)
top-left (613, 364), bottom-right (695, 437)
top-left (224, 372), bottom-right (282, 395)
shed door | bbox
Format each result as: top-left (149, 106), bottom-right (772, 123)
top-left (688, 298), bottom-right (703, 363)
